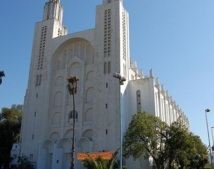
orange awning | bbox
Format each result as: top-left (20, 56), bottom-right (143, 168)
top-left (77, 151), bottom-right (115, 160)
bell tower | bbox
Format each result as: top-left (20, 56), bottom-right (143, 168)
top-left (20, 0), bottom-right (67, 162)
top-left (93, 0), bottom-right (130, 152)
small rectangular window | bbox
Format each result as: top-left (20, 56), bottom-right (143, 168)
top-left (108, 62), bottom-right (111, 73)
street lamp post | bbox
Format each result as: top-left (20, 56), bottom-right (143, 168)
top-left (149, 156), bottom-right (153, 169)
top-left (113, 72), bottom-right (126, 169)
top-left (205, 109), bottom-right (212, 166)
top-left (211, 127), bottom-right (214, 152)
top-left (67, 76), bottom-right (79, 169)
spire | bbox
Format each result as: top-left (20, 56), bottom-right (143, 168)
top-left (139, 69), bottom-right (144, 78)
top-left (150, 69), bottom-right (154, 78)
top-left (49, 0), bottom-right (60, 2)
top-left (43, 0), bottom-right (63, 23)
top-left (155, 78), bottom-right (160, 87)
top-left (103, 0), bottom-right (123, 4)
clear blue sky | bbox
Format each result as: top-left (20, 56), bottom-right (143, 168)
top-left (1, 0), bottom-right (214, 147)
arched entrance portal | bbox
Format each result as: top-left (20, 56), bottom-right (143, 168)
top-left (76, 137), bottom-right (92, 169)
top-left (37, 140), bottom-right (54, 169)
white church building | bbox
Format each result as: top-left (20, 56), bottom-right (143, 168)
top-left (20, 0), bottom-right (189, 169)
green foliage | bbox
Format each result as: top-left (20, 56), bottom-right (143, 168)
top-left (13, 155), bottom-right (34, 169)
top-left (123, 111), bottom-right (208, 169)
top-left (123, 111), bottom-right (167, 168)
top-left (204, 163), bottom-right (211, 169)
top-left (0, 105), bottom-right (22, 169)
top-left (186, 134), bottom-right (208, 169)
top-left (82, 156), bottom-right (108, 169)
top-left (164, 120), bottom-right (191, 168)
top-left (165, 120), bottom-right (208, 169)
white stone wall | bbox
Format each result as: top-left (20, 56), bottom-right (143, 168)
top-left (128, 71), bottom-right (189, 128)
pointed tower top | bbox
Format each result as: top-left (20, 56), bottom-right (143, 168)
top-left (139, 69), bottom-right (144, 78)
top-left (103, 0), bottom-right (123, 4)
top-left (155, 77), bottom-right (160, 87)
top-left (161, 84), bottom-right (165, 92)
top-left (43, 0), bottom-right (63, 22)
top-left (150, 69), bottom-right (154, 78)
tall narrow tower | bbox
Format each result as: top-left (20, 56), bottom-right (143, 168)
top-left (20, 0), bottom-right (67, 162)
top-left (93, 0), bottom-right (130, 152)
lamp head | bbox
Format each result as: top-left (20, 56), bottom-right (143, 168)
top-left (113, 72), bottom-right (121, 79)
top-left (121, 77), bottom-right (126, 82)
top-left (205, 109), bottom-right (210, 112)
top-left (119, 77), bottom-right (126, 85)
top-left (0, 71), bottom-right (5, 77)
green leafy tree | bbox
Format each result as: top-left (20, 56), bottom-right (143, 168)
top-left (164, 120), bottom-right (208, 169)
top-left (164, 120), bottom-right (191, 169)
top-left (123, 111), bottom-right (168, 169)
top-left (123, 111), bottom-right (208, 169)
top-left (186, 134), bottom-right (208, 169)
top-left (0, 105), bottom-right (22, 169)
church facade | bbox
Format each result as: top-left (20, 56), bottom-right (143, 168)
top-left (20, 0), bottom-right (189, 169)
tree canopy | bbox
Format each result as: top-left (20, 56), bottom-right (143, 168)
top-left (123, 111), bottom-right (208, 169)
top-left (0, 105), bottom-right (22, 169)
